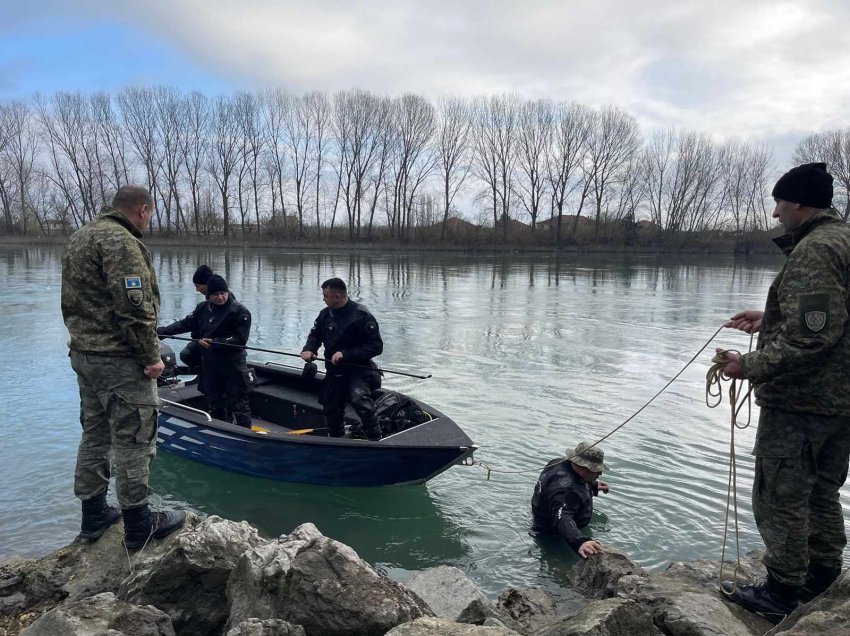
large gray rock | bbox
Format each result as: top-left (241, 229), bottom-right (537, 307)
top-left (225, 523), bottom-right (323, 631)
top-left (0, 513), bottom-right (196, 634)
top-left (280, 533), bottom-right (432, 635)
top-left (496, 587), bottom-right (579, 633)
top-left (533, 597), bottom-right (661, 636)
top-left (774, 569), bottom-right (850, 635)
top-left (568, 547), bottom-right (646, 599)
top-left (19, 591), bottom-right (174, 635)
top-left (386, 616), bottom-right (521, 635)
top-left (120, 515), bottom-right (264, 635)
top-left (616, 553), bottom-right (773, 636)
top-left (403, 565), bottom-right (524, 632)
top-left (405, 565), bottom-right (490, 622)
top-left (226, 618), bottom-right (306, 636)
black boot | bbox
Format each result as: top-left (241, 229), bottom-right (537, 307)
top-left (720, 575), bottom-right (800, 624)
top-left (122, 505), bottom-right (187, 551)
top-left (800, 562), bottom-right (842, 603)
top-left (78, 492), bottom-right (121, 541)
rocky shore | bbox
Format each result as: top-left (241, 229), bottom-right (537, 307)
top-left (1, 514), bottom-right (846, 635)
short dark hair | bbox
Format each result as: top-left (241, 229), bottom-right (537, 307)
top-left (112, 185), bottom-right (153, 210)
top-left (321, 277), bottom-right (347, 294)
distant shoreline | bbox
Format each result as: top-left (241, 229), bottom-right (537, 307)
top-left (0, 234), bottom-right (782, 256)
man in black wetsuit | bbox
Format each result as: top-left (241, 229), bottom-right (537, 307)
top-left (300, 277), bottom-right (384, 441)
top-left (531, 441), bottom-right (610, 558)
top-left (158, 274), bottom-right (253, 427)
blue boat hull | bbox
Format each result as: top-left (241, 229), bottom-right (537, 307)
top-left (156, 362), bottom-right (475, 486)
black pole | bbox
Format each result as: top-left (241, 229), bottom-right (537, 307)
top-left (161, 335), bottom-right (432, 380)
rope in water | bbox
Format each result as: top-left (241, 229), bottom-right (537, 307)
top-left (470, 324), bottom-right (727, 480)
top-left (705, 335), bottom-right (755, 595)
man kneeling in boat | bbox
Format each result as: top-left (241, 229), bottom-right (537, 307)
top-left (300, 277), bottom-right (384, 441)
top-left (531, 441), bottom-right (610, 558)
top-left (158, 274), bottom-right (253, 427)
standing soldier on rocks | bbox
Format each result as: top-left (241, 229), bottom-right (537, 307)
top-left (61, 185), bottom-right (185, 550)
top-left (718, 163), bottom-right (850, 623)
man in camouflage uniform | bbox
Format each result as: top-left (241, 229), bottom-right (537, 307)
top-left (62, 185), bottom-right (185, 550)
top-left (719, 163), bottom-right (850, 623)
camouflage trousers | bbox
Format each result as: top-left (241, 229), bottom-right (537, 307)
top-left (752, 408), bottom-right (850, 586)
top-left (69, 351), bottom-right (160, 509)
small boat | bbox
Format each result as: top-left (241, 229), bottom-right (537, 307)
top-left (155, 358), bottom-right (477, 487)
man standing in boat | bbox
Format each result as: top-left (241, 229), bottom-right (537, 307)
top-left (177, 264), bottom-right (214, 372)
top-left (61, 185), bottom-right (185, 551)
top-left (300, 277), bottom-right (384, 441)
top-left (531, 441), bottom-right (610, 558)
top-left (158, 274), bottom-right (253, 427)
top-left (718, 163), bottom-right (850, 623)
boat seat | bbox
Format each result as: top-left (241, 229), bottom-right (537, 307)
top-left (253, 383), bottom-right (360, 420)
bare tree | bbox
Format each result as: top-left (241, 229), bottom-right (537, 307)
top-left (154, 87), bottom-right (188, 233)
top-left (306, 91), bottom-right (331, 238)
top-left (282, 92), bottom-right (315, 237)
top-left (34, 92), bottom-right (101, 226)
top-left (0, 102), bottom-right (40, 233)
top-left (388, 94), bottom-right (435, 240)
top-left (516, 98), bottom-right (553, 230)
top-left (472, 94), bottom-right (520, 241)
top-left (586, 106), bottom-right (641, 233)
top-left (435, 97), bottom-right (473, 240)
top-left (118, 87), bottom-right (165, 229)
top-left (261, 89), bottom-right (290, 233)
top-left (794, 130), bottom-right (850, 220)
top-left (207, 95), bottom-right (243, 237)
top-left (546, 101), bottom-right (592, 244)
top-left (183, 91), bottom-right (210, 235)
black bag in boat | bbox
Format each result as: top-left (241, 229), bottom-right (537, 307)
top-left (375, 390), bottom-right (430, 435)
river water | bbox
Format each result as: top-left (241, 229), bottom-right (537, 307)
top-left (2, 245), bottom-right (848, 597)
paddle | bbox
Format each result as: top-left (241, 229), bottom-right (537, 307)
top-left (160, 335), bottom-right (432, 380)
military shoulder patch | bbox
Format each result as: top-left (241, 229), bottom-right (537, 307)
top-left (125, 276), bottom-right (142, 289)
top-left (800, 293), bottom-right (829, 335)
top-left (127, 288), bottom-right (144, 306)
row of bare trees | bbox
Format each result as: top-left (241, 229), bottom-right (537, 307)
top-left (0, 87), bottom-right (844, 242)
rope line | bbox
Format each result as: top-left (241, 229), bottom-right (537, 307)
top-left (470, 324), bottom-right (726, 480)
top-left (706, 334), bottom-right (754, 596)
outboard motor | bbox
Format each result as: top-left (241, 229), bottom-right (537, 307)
top-left (157, 340), bottom-right (180, 386)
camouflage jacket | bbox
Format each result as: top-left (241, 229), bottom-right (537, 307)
top-left (740, 209), bottom-right (850, 415)
top-left (61, 207), bottom-right (161, 366)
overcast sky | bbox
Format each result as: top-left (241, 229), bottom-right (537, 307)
top-left (3, 0), bottom-right (849, 161)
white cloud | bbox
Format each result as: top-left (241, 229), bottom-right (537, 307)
top-left (15, 0), bottom-right (850, 151)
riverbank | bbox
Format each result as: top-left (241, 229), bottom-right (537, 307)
top-left (0, 233), bottom-right (782, 256)
top-left (1, 513), bottom-right (845, 635)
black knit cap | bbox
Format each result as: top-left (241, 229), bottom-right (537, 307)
top-left (192, 264), bottom-right (214, 285)
top-left (206, 274), bottom-right (228, 295)
top-left (772, 162), bottom-right (834, 209)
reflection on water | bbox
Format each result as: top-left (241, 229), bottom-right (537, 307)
top-left (150, 452), bottom-right (469, 571)
top-left (3, 244), bottom-right (847, 598)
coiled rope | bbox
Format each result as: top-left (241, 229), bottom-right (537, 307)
top-left (706, 335), bottom-right (755, 595)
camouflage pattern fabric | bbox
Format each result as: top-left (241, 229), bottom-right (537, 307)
top-left (740, 209), bottom-right (850, 415)
top-left (62, 207), bottom-right (160, 367)
top-left (752, 408), bottom-right (850, 585)
top-left (70, 351), bottom-right (160, 508)
top-left (738, 207), bottom-right (850, 585)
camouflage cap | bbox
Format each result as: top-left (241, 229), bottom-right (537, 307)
top-left (569, 441), bottom-right (608, 473)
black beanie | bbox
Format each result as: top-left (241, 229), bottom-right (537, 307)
top-left (206, 274), bottom-right (228, 295)
top-left (192, 264), bottom-right (214, 285)
top-left (771, 162), bottom-right (833, 209)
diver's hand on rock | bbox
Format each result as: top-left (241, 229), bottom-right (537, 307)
top-left (578, 540), bottom-right (603, 558)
